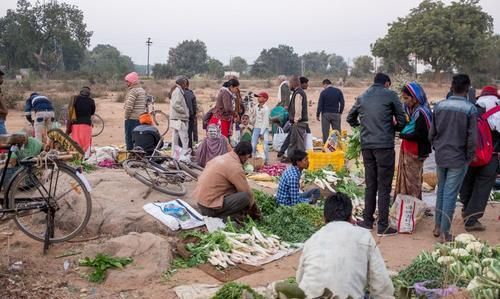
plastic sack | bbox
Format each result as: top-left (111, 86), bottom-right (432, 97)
top-left (272, 127), bottom-right (287, 151)
top-left (414, 281), bottom-right (460, 299)
top-left (323, 129), bottom-right (340, 152)
top-left (305, 133), bottom-right (313, 151)
top-left (389, 194), bottom-right (427, 233)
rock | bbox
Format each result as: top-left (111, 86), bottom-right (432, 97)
top-left (81, 232), bottom-right (172, 288)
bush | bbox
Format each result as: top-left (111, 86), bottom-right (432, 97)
top-left (115, 92), bottom-right (126, 103)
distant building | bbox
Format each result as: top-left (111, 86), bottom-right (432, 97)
top-left (224, 71), bottom-right (240, 79)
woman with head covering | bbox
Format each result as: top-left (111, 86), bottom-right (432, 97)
top-left (123, 72), bottom-right (146, 150)
top-left (68, 86), bottom-right (96, 154)
top-left (196, 124), bottom-right (231, 167)
top-left (394, 82), bottom-right (432, 200)
top-left (459, 85), bottom-right (500, 232)
top-left (208, 78), bottom-right (240, 138)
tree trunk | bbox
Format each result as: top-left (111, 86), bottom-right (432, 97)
top-left (434, 70), bottom-right (443, 87)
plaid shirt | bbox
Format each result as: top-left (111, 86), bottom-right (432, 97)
top-left (276, 166), bottom-right (309, 206)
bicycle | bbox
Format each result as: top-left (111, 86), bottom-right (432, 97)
top-left (122, 134), bottom-right (203, 198)
top-left (146, 95), bottom-right (170, 135)
top-left (0, 133), bottom-right (92, 252)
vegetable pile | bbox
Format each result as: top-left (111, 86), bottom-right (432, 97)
top-left (258, 163), bottom-right (287, 177)
top-left (212, 282), bottom-right (264, 299)
top-left (393, 233), bottom-right (500, 299)
top-left (79, 254), bottom-right (133, 283)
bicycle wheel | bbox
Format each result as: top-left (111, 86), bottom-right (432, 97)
top-left (152, 110), bottom-right (169, 135)
top-left (178, 162), bottom-right (204, 179)
top-left (7, 163), bottom-right (92, 243)
top-left (123, 159), bottom-right (187, 196)
top-left (91, 114), bottom-right (105, 137)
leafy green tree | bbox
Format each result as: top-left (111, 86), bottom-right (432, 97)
top-left (152, 64), bottom-right (175, 79)
top-left (80, 45), bottom-right (134, 82)
top-left (167, 40), bottom-right (208, 77)
top-left (301, 51), bottom-right (329, 75)
top-left (0, 0), bottom-right (92, 74)
top-left (250, 45), bottom-right (300, 77)
top-left (372, 0), bottom-right (494, 81)
top-left (351, 55), bottom-right (374, 77)
top-left (230, 56), bottom-right (248, 73)
top-left (206, 58), bottom-right (224, 79)
top-left (328, 54), bottom-right (348, 77)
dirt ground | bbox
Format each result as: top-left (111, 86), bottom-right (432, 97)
top-left (0, 81), bottom-right (499, 298)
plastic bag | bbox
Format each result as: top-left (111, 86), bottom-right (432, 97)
top-left (305, 133), bottom-right (313, 151)
top-left (272, 127), bottom-right (287, 151)
top-left (389, 194), bottom-right (427, 233)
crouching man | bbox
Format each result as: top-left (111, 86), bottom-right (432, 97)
top-left (193, 141), bottom-right (262, 221)
top-left (297, 192), bottom-right (394, 299)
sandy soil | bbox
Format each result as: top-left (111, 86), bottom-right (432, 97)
top-left (0, 81), bottom-right (498, 298)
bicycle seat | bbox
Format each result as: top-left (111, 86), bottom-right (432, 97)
top-left (0, 133), bottom-right (28, 148)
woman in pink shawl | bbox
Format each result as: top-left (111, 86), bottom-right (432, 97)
top-left (196, 124), bottom-right (231, 167)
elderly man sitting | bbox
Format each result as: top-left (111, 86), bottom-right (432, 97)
top-left (193, 141), bottom-right (261, 220)
top-left (297, 192), bottom-right (394, 299)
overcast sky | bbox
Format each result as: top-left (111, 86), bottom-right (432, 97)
top-left (1, 0), bottom-right (499, 66)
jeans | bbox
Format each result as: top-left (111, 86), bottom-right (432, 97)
top-left (125, 119), bottom-right (140, 150)
top-left (435, 166), bottom-right (468, 234)
top-left (0, 120), bottom-right (6, 134)
top-left (362, 148), bottom-right (395, 229)
top-left (301, 188), bottom-right (321, 202)
top-left (321, 112), bottom-right (341, 143)
top-left (251, 128), bottom-right (269, 163)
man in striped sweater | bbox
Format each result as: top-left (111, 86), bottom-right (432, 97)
top-left (123, 72), bottom-right (146, 150)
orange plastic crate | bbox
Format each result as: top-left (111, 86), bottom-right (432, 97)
top-left (307, 150), bottom-right (345, 171)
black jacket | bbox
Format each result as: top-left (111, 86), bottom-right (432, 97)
top-left (347, 83), bottom-right (406, 149)
top-left (317, 86), bottom-right (344, 116)
top-left (399, 112), bottom-right (432, 159)
top-left (132, 125), bottom-right (163, 155)
top-left (73, 95), bottom-right (96, 125)
top-left (288, 88), bottom-right (308, 123)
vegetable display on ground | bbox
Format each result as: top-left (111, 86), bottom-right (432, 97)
top-left (79, 254), bottom-right (133, 283)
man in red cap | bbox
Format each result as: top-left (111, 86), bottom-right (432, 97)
top-left (251, 91), bottom-right (271, 164)
top-left (459, 85), bottom-right (500, 232)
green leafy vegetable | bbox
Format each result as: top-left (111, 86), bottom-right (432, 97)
top-left (345, 127), bottom-right (361, 161)
top-left (212, 282), bottom-right (264, 299)
top-left (260, 205), bottom-right (317, 243)
top-left (79, 254), bottom-right (133, 283)
top-left (254, 189), bottom-right (278, 215)
top-left (178, 230), bottom-right (232, 267)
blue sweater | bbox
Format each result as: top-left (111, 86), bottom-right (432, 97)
top-left (317, 86), bottom-right (344, 117)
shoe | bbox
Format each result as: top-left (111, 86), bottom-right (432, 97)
top-left (356, 220), bottom-right (373, 231)
top-left (433, 226), bottom-right (441, 238)
top-left (277, 152), bottom-right (284, 158)
top-left (377, 227), bottom-right (398, 237)
top-left (440, 232), bottom-right (454, 243)
top-left (465, 221), bottom-right (486, 232)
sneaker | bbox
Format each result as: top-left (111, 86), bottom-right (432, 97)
top-left (356, 220), bottom-right (373, 231)
top-left (377, 227), bottom-right (398, 237)
top-left (465, 221), bottom-right (486, 232)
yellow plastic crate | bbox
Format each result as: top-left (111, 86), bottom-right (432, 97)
top-left (307, 150), bottom-right (345, 171)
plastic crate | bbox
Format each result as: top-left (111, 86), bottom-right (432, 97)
top-left (307, 150), bottom-right (345, 171)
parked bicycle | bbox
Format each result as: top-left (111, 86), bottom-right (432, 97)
top-left (0, 134), bottom-right (92, 252)
top-left (122, 133), bottom-right (203, 197)
top-left (146, 95), bottom-right (169, 135)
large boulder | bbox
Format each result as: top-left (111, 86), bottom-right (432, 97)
top-left (81, 232), bottom-right (172, 288)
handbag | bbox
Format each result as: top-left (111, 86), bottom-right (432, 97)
top-left (401, 118), bottom-right (416, 135)
top-left (272, 127), bottom-right (287, 151)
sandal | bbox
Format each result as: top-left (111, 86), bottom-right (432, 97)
top-left (433, 226), bottom-right (441, 238)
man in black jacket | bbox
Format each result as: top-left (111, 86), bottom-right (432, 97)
top-left (317, 79), bottom-right (345, 142)
top-left (347, 73), bottom-right (406, 237)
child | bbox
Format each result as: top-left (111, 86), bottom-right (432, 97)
top-left (239, 114), bottom-right (253, 143)
top-left (251, 92), bottom-right (270, 164)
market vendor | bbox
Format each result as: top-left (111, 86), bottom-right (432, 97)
top-left (297, 192), bottom-right (394, 299)
top-left (193, 141), bottom-right (262, 220)
top-left (276, 150), bottom-right (320, 206)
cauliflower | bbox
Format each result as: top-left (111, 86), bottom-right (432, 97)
top-left (455, 233), bottom-right (476, 244)
top-left (467, 277), bottom-right (480, 290)
top-left (450, 248), bottom-right (469, 257)
top-left (481, 258), bottom-right (496, 267)
top-left (465, 241), bottom-right (483, 254)
top-left (431, 249), bottom-right (441, 259)
top-left (437, 256), bottom-right (455, 265)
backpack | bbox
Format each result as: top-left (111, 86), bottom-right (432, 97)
top-left (470, 106), bottom-right (500, 167)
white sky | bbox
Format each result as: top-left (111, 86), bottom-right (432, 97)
top-left (1, 0), bottom-right (499, 66)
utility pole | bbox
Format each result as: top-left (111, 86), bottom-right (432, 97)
top-left (146, 37), bottom-right (152, 78)
top-left (301, 58), bottom-right (305, 76)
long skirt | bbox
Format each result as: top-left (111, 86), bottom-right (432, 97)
top-left (394, 149), bottom-right (424, 200)
top-left (71, 124), bottom-right (92, 153)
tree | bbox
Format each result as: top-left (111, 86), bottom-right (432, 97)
top-left (152, 63), bottom-right (175, 79)
top-left (328, 54), bottom-right (348, 77)
top-left (301, 51), bottom-right (329, 75)
top-left (250, 45), bottom-right (300, 77)
top-left (206, 58), bottom-right (224, 79)
top-left (167, 40), bottom-right (208, 77)
top-left (80, 44), bottom-right (134, 81)
top-left (0, 0), bottom-right (92, 74)
top-left (230, 56), bottom-right (248, 73)
top-left (351, 55), bottom-right (374, 77)
top-left (371, 0), bottom-right (494, 81)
